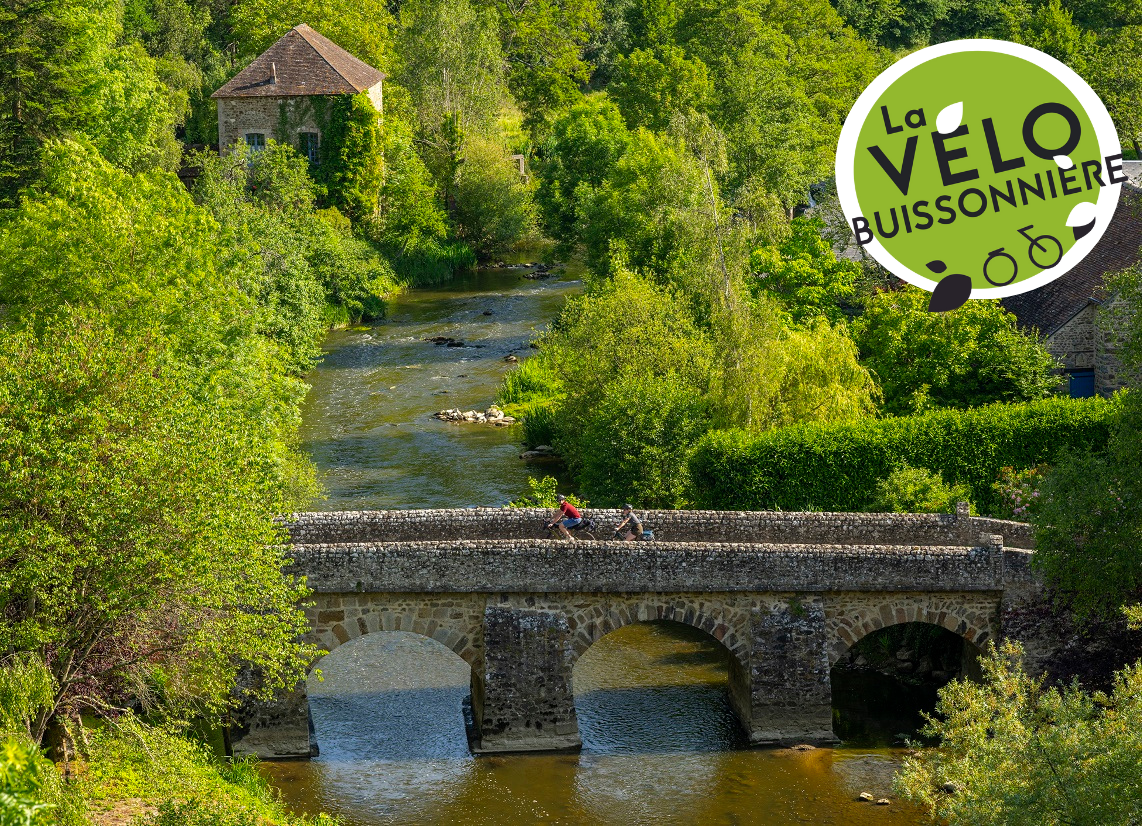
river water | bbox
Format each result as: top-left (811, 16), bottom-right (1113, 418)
top-left (269, 268), bottom-right (926, 824)
top-left (261, 624), bottom-right (923, 825)
top-left (300, 267), bottom-right (577, 510)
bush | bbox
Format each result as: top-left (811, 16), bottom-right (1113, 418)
top-left (992, 464), bottom-right (1050, 521)
top-left (508, 476), bottom-right (584, 508)
top-left (573, 373), bottom-right (711, 508)
top-left (869, 465), bottom-right (973, 514)
top-left (0, 736), bottom-right (81, 826)
top-left (689, 395), bottom-right (1121, 514)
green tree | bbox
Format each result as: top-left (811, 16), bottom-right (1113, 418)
top-left (228, 0), bottom-right (393, 68)
top-left (1089, 27), bottom-right (1142, 158)
top-left (194, 141), bottom-right (395, 366)
top-left (852, 287), bottom-right (1062, 416)
top-left (576, 372), bottom-right (712, 507)
top-left (0, 146), bottom-right (320, 742)
top-left (0, 0), bottom-right (179, 200)
top-left (0, 315), bottom-right (317, 748)
top-left (395, 0), bottom-right (506, 142)
top-left (86, 42), bottom-right (181, 172)
top-left (451, 136), bottom-right (539, 256)
top-left (748, 215), bottom-right (858, 323)
top-left (897, 641), bottom-right (1142, 826)
top-left (608, 45), bottom-right (711, 131)
top-left (1031, 265), bottom-right (1142, 620)
top-left (1016, 0), bottom-right (1097, 75)
top-left (534, 94), bottom-right (631, 252)
top-left (483, 0), bottom-right (602, 137)
top-left (373, 114), bottom-right (450, 253)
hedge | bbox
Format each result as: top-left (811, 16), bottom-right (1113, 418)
top-left (688, 395), bottom-right (1124, 514)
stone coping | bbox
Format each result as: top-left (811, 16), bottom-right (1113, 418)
top-left (283, 508), bottom-right (1034, 549)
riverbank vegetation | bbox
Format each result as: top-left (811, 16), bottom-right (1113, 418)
top-left (1, 0), bottom-right (1140, 818)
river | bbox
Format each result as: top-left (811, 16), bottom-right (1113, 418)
top-left (299, 266), bottom-right (576, 510)
top-left (266, 267), bottom-right (926, 824)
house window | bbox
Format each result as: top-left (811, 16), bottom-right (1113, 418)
top-left (244, 132), bottom-right (266, 151)
top-left (1068, 369), bottom-right (1095, 398)
top-left (299, 132), bottom-right (320, 164)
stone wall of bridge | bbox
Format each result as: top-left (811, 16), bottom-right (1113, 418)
top-left (284, 507), bottom-right (1033, 549)
top-left (288, 536), bottom-right (1023, 595)
top-left (231, 509), bottom-right (1048, 759)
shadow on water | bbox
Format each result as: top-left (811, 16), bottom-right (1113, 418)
top-left (576, 685), bottom-right (748, 754)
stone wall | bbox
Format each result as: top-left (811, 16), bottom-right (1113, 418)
top-left (215, 82), bottom-right (382, 153)
top-left (1045, 286), bottom-right (1138, 397)
top-left (285, 508), bottom-right (1034, 549)
top-left (288, 537), bottom-right (1016, 595)
top-left (1046, 302), bottom-right (1097, 370)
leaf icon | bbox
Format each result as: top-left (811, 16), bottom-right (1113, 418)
top-left (1054, 155), bottom-right (1074, 169)
top-left (936, 102), bottom-right (963, 134)
top-left (928, 273), bottom-right (972, 313)
top-left (926, 260), bottom-right (947, 274)
top-left (1065, 201), bottom-right (1097, 226)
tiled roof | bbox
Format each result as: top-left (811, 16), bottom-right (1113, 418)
top-left (212, 24), bottom-right (384, 99)
top-left (1002, 185), bottom-right (1142, 335)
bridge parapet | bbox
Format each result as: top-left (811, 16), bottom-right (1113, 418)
top-left (284, 508), bottom-right (1033, 548)
top-left (288, 536), bottom-right (1021, 594)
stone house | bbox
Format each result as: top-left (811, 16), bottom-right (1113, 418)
top-left (1002, 180), bottom-right (1142, 398)
top-left (211, 24), bottom-right (384, 161)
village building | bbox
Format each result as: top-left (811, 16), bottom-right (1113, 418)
top-left (211, 24), bottom-right (384, 160)
top-left (1002, 176), bottom-right (1142, 398)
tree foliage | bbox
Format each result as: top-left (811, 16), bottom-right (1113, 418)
top-left (897, 641), bottom-right (1142, 826)
top-left (853, 287), bottom-right (1062, 416)
top-left (0, 318), bottom-right (317, 743)
top-left (749, 215), bottom-right (858, 323)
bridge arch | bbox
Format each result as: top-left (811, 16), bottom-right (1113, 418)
top-left (564, 598), bottom-right (750, 671)
top-left (825, 594), bottom-right (996, 666)
top-left (305, 594), bottom-right (484, 672)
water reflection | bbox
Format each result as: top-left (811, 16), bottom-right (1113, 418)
top-left (261, 625), bottom-right (925, 825)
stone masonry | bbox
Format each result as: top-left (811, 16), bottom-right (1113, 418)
top-left (230, 508), bottom-right (1047, 758)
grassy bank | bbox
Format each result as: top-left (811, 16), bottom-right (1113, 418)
top-left (7, 720), bottom-right (334, 826)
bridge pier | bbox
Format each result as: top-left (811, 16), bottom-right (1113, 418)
top-left (230, 677), bottom-right (317, 759)
top-left (471, 601), bottom-right (581, 753)
top-left (744, 597), bottom-right (837, 746)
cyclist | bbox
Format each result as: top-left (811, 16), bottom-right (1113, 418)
top-left (613, 504), bottom-right (643, 541)
top-left (546, 494), bottom-right (583, 540)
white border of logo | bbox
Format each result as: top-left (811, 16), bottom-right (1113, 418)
top-left (835, 39), bottom-right (1122, 298)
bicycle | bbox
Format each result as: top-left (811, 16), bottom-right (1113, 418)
top-left (1017, 225), bottom-right (1063, 270)
top-left (542, 516), bottom-right (597, 540)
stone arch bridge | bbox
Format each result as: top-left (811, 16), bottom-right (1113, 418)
top-left (232, 507), bottom-right (1044, 758)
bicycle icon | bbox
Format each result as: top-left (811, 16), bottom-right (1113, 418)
top-left (982, 225), bottom-right (1063, 287)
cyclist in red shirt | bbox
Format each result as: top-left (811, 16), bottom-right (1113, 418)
top-left (546, 494), bottom-right (582, 540)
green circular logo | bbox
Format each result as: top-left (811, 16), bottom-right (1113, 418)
top-left (836, 40), bottom-right (1125, 311)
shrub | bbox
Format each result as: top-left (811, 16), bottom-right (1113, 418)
top-left (689, 395), bottom-right (1121, 514)
top-left (992, 464), bottom-right (1050, 521)
top-left (869, 465), bottom-right (973, 514)
top-left (509, 476), bottom-right (584, 508)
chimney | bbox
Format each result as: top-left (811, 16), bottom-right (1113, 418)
top-left (271, 62), bottom-right (278, 84)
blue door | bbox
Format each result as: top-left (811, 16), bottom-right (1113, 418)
top-left (1068, 369), bottom-right (1095, 398)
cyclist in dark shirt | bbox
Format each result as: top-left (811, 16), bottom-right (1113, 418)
top-left (546, 494), bottom-right (582, 540)
top-left (613, 504), bottom-right (643, 541)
